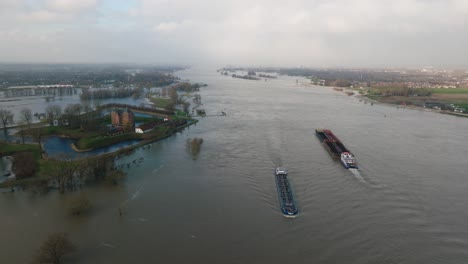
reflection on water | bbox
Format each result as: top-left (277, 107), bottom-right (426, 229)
top-left (43, 137), bottom-right (142, 159)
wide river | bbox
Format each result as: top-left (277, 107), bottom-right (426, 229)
top-left (1, 67), bottom-right (467, 263)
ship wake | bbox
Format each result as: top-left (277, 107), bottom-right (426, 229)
top-left (349, 169), bottom-right (367, 183)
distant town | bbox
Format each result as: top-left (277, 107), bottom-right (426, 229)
top-left (220, 67), bottom-right (468, 115)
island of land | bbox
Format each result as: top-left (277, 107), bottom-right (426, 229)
top-left (0, 64), bottom-right (207, 191)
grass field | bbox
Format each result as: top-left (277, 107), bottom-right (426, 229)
top-left (150, 97), bottom-right (172, 108)
top-left (453, 103), bottom-right (468, 109)
top-left (432, 88), bottom-right (468, 94)
top-left (76, 133), bottom-right (141, 150)
top-left (0, 143), bottom-right (40, 156)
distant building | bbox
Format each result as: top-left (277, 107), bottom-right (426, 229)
top-left (111, 109), bottom-right (135, 130)
top-left (135, 119), bottom-right (168, 134)
top-left (4, 85), bottom-right (74, 97)
top-left (107, 127), bottom-right (125, 136)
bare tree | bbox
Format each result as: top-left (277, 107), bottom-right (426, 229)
top-left (18, 108), bottom-right (33, 143)
top-left (63, 104), bottom-right (81, 128)
top-left (46, 156), bottom-right (84, 192)
top-left (19, 107), bottom-right (33, 129)
top-left (18, 121), bottom-right (27, 144)
top-left (183, 101), bottom-right (190, 114)
top-left (45, 105), bottom-right (62, 124)
top-left (13, 152), bottom-right (36, 179)
top-left (93, 101), bottom-right (101, 111)
top-left (68, 196), bottom-right (92, 216)
top-left (32, 128), bottom-right (44, 158)
top-left (33, 233), bottom-right (75, 264)
top-left (80, 102), bottom-right (99, 131)
top-left (0, 109), bottom-right (14, 135)
top-left (82, 101), bottom-right (92, 114)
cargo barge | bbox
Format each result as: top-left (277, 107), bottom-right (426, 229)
top-left (315, 129), bottom-right (358, 169)
top-left (274, 168), bottom-right (299, 217)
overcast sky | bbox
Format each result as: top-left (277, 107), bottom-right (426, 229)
top-left (1, 0), bottom-right (468, 68)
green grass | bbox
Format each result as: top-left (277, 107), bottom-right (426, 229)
top-left (365, 94), bottom-right (381, 100)
top-left (454, 103), bottom-right (468, 109)
top-left (76, 133), bottom-right (141, 150)
top-left (0, 143), bottom-right (40, 156)
top-left (150, 97), bottom-right (172, 108)
top-left (23, 126), bottom-right (100, 138)
top-left (432, 88), bottom-right (468, 94)
top-left (174, 110), bottom-right (190, 118)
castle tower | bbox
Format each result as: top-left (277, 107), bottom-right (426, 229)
top-left (110, 108), bottom-right (135, 130)
top-left (111, 110), bottom-right (121, 127)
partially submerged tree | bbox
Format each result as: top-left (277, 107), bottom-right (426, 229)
top-left (33, 233), bottom-right (75, 264)
top-left (13, 152), bottom-right (36, 179)
top-left (104, 169), bottom-right (126, 185)
top-left (68, 196), bottom-right (92, 216)
top-left (186, 138), bottom-right (204, 160)
top-left (182, 101), bottom-right (190, 114)
top-left (46, 157), bottom-right (82, 192)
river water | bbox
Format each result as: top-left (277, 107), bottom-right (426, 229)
top-left (1, 67), bottom-right (468, 263)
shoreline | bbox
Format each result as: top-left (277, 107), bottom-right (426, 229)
top-left (323, 85), bottom-right (468, 118)
top-left (71, 118), bottom-right (197, 157)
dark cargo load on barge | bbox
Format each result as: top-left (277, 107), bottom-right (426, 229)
top-left (315, 129), bottom-right (347, 158)
top-left (315, 128), bottom-right (358, 169)
top-left (274, 168), bottom-right (298, 217)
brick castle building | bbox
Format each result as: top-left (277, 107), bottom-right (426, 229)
top-left (111, 109), bottom-right (135, 130)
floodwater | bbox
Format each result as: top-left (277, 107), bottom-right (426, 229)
top-left (1, 67), bottom-right (468, 263)
top-left (42, 137), bottom-right (142, 159)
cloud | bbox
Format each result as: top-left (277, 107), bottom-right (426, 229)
top-left (0, 0), bottom-right (468, 67)
top-left (153, 22), bottom-right (178, 32)
top-left (22, 10), bottom-right (62, 22)
top-left (46, 0), bottom-right (99, 13)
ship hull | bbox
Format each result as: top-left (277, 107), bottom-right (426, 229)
top-left (274, 170), bottom-right (298, 217)
top-left (340, 159), bottom-right (358, 169)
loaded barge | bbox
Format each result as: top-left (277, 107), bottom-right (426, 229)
top-left (275, 167), bottom-right (299, 217)
top-left (315, 129), bottom-right (358, 169)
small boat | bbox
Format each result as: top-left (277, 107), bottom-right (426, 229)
top-left (274, 167), bottom-right (299, 217)
top-left (340, 152), bottom-right (358, 169)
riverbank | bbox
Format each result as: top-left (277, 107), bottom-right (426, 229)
top-left (0, 118), bottom-right (198, 189)
top-left (357, 94), bottom-right (468, 118)
top-left (324, 85), bottom-right (468, 118)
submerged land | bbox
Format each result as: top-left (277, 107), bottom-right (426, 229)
top-left (220, 66), bottom-right (468, 116)
top-left (0, 64), bottom-right (206, 190)
top-left (1, 65), bottom-right (468, 264)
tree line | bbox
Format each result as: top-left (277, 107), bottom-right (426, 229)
top-left (80, 87), bottom-right (144, 100)
top-left (370, 83), bottom-right (433, 97)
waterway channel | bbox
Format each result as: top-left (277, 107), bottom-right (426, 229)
top-left (1, 67), bottom-right (467, 263)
